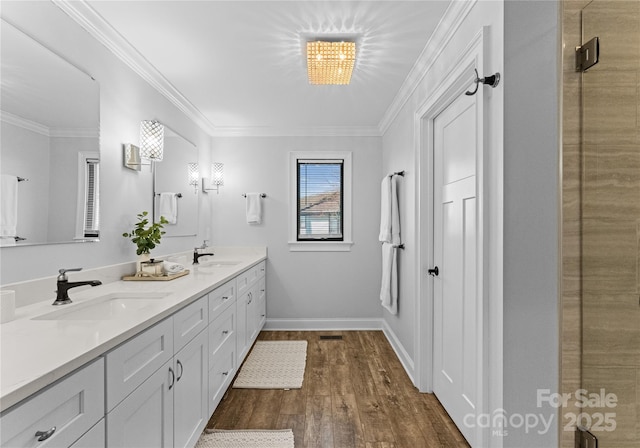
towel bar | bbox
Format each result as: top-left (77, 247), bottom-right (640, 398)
top-left (155, 193), bottom-right (182, 198)
top-left (242, 193), bottom-right (266, 198)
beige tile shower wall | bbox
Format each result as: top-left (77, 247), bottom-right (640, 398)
top-left (579, 1), bottom-right (640, 447)
top-left (561, 2), bottom-right (587, 446)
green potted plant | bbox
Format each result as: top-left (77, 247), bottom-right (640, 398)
top-left (123, 211), bottom-right (168, 273)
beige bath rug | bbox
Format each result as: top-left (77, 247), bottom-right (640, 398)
top-left (233, 340), bottom-right (307, 389)
top-left (195, 429), bottom-right (294, 448)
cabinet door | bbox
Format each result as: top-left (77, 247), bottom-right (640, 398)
top-left (173, 329), bottom-right (208, 448)
top-left (0, 359), bottom-right (104, 448)
top-left (255, 276), bottom-right (266, 332)
top-left (106, 361), bottom-right (174, 448)
top-left (236, 289), bottom-right (249, 363)
top-left (246, 286), bottom-right (259, 346)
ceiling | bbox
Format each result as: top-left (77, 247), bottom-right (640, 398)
top-left (82, 1), bottom-right (452, 136)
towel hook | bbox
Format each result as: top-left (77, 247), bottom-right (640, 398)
top-left (465, 68), bottom-right (500, 96)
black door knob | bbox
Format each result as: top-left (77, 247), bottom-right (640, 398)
top-left (428, 266), bottom-right (439, 277)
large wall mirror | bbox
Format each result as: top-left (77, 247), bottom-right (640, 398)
top-left (0, 19), bottom-right (100, 247)
top-left (153, 128), bottom-right (198, 237)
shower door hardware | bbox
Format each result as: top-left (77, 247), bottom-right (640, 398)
top-left (576, 37), bottom-right (599, 72)
top-left (428, 266), bottom-right (439, 277)
top-left (575, 426), bottom-right (597, 448)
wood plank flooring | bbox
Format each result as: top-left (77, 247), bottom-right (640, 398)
top-left (206, 331), bottom-right (469, 448)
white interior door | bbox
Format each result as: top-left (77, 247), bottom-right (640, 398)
top-left (432, 91), bottom-right (480, 446)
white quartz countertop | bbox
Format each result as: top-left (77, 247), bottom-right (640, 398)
top-left (0, 247), bottom-right (266, 413)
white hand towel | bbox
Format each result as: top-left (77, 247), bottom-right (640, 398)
top-left (390, 174), bottom-right (401, 246)
top-left (379, 176), bottom-right (391, 242)
top-left (246, 193), bottom-right (262, 224)
top-left (159, 192), bottom-right (178, 224)
top-left (380, 242), bottom-right (398, 315)
top-left (0, 175), bottom-right (18, 237)
top-left (163, 260), bottom-right (185, 274)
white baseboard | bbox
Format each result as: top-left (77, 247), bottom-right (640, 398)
top-left (382, 320), bottom-right (416, 386)
top-left (264, 318), bottom-right (383, 331)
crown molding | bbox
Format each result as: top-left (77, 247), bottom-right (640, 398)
top-left (377, 0), bottom-right (477, 135)
top-left (1, 111), bottom-right (50, 136)
top-left (52, 0), bottom-right (217, 136)
top-left (1, 111), bottom-right (98, 138)
top-left (211, 125), bottom-right (381, 138)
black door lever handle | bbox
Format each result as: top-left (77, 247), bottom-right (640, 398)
top-left (428, 266), bottom-right (439, 277)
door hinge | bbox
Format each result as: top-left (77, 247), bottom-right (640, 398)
top-left (576, 37), bottom-right (599, 72)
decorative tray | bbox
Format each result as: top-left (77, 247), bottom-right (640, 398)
top-left (122, 270), bottom-right (189, 281)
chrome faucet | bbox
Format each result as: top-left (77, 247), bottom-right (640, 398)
top-left (193, 241), bottom-right (214, 265)
top-left (53, 268), bottom-right (102, 305)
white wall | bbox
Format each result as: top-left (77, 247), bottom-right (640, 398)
top-left (0, 1), bottom-right (211, 285)
top-left (381, 0), bottom-right (504, 386)
top-left (503, 1), bottom-right (560, 446)
top-left (210, 136), bottom-right (382, 324)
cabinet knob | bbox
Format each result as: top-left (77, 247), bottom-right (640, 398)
top-left (222, 296), bottom-right (229, 300)
top-left (222, 330), bottom-right (229, 335)
top-left (35, 427), bottom-right (56, 442)
top-left (222, 371), bottom-right (229, 376)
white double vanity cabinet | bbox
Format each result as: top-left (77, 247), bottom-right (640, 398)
top-left (0, 256), bottom-right (267, 448)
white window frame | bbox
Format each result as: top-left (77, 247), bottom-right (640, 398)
top-left (289, 151), bottom-right (353, 252)
top-left (74, 151), bottom-right (100, 240)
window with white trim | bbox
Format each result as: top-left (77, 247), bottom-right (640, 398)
top-left (289, 151), bottom-right (352, 252)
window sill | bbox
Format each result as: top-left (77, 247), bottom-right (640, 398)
top-left (288, 241), bottom-right (354, 252)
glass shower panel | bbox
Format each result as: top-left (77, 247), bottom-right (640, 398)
top-left (581, 0), bottom-right (640, 446)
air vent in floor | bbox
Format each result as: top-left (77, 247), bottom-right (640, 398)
top-left (319, 335), bottom-right (343, 340)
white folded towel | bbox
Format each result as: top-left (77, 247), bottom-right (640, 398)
top-left (379, 176), bottom-right (391, 242)
top-left (159, 192), bottom-right (178, 224)
top-left (163, 260), bottom-right (185, 274)
top-left (380, 242), bottom-right (398, 315)
top-left (1, 175), bottom-right (18, 237)
top-left (0, 237), bottom-right (16, 247)
top-left (246, 193), bottom-right (262, 224)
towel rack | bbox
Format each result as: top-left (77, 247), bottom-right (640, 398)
top-left (155, 193), bottom-right (183, 198)
top-left (17, 177), bottom-right (28, 182)
top-left (389, 171), bottom-right (405, 178)
top-left (242, 193), bottom-right (267, 198)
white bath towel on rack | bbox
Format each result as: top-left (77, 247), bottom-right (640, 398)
top-left (379, 174), bottom-right (401, 245)
top-left (159, 192), bottom-right (178, 224)
top-left (380, 242), bottom-right (398, 315)
top-left (1, 175), bottom-right (18, 237)
top-left (246, 192), bottom-right (262, 224)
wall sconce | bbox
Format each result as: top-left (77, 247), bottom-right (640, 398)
top-left (139, 120), bottom-right (164, 161)
top-left (202, 162), bottom-right (224, 194)
top-left (187, 162), bottom-right (199, 193)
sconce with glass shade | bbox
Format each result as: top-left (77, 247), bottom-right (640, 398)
top-left (188, 162), bottom-right (199, 193)
top-left (202, 162), bottom-right (224, 194)
top-left (140, 120), bottom-right (164, 161)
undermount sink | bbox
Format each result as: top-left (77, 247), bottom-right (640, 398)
top-left (32, 292), bottom-right (169, 321)
top-left (196, 260), bottom-right (241, 269)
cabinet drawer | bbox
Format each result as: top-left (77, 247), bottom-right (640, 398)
top-left (209, 303), bottom-right (236, 360)
top-left (236, 261), bottom-right (265, 295)
top-left (209, 280), bottom-right (236, 321)
top-left (174, 295), bottom-right (208, 352)
top-left (0, 358), bottom-right (104, 448)
top-left (208, 336), bottom-right (236, 415)
top-left (105, 318), bottom-right (173, 411)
